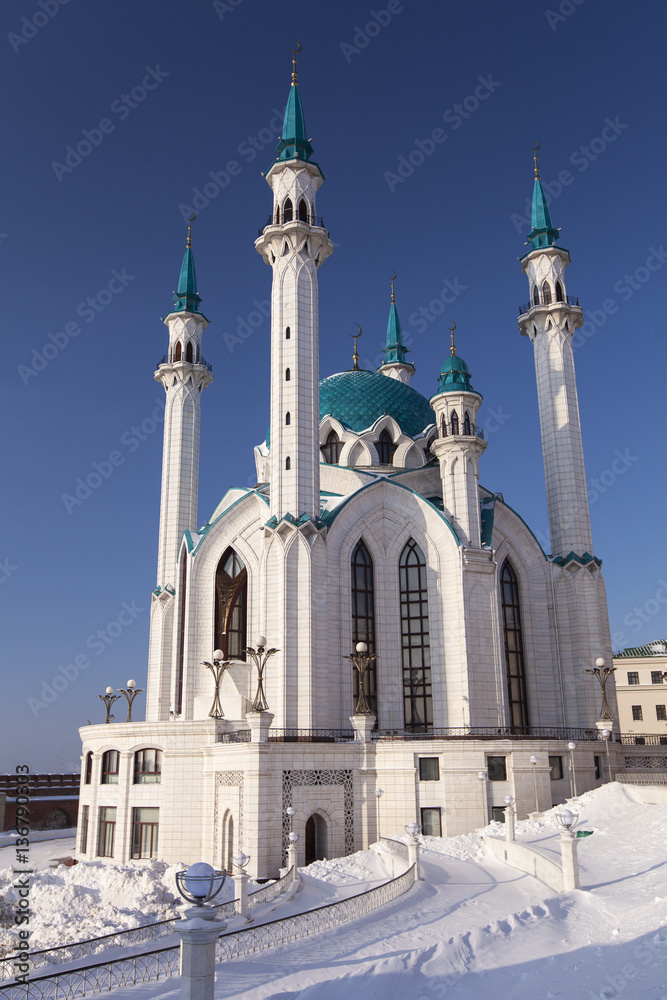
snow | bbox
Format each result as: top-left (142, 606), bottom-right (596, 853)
top-left (2, 784), bottom-right (667, 999)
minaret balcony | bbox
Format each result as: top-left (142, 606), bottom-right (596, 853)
top-left (518, 294), bottom-right (580, 315)
top-left (258, 214), bottom-right (328, 237)
top-left (157, 355), bottom-right (213, 373)
top-left (436, 426), bottom-right (485, 441)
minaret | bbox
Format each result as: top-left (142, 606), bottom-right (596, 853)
top-left (430, 327), bottom-right (487, 547)
top-left (517, 146), bottom-right (592, 558)
top-left (255, 49), bottom-right (334, 521)
top-left (376, 273), bottom-right (415, 384)
top-left (154, 220), bottom-right (213, 588)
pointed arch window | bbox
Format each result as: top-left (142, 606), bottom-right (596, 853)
top-left (463, 411), bottom-right (471, 435)
top-left (285, 412), bottom-right (291, 425)
top-left (283, 198), bottom-right (293, 223)
top-left (450, 410), bottom-right (459, 436)
top-left (399, 539), bottom-right (432, 731)
top-left (500, 559), bottom-right (529, 732)
top-left (351, 540), bottom-right (376, 717)
top-left (377, 429), bottom-right (396, 465)
top-left (542, 281), bottom-right (552, 305)
top-left (532, 284), bottom-right (539, 306)
top-left (298, 198), bottom-right (309, 222)
top-left (555, 280), bottom-right (564, 302)
top-left (185, 341), bottom-right (193, 363)
top-left (440, 414), bottom-right (447, 437)
top-left (214, 548), bottom-right (247, 660)
top-left (321, 430), bottom-right (341, 464)
top-left (174, 341), bottom-right (182, 362)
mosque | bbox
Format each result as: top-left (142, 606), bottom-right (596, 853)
top-left (77, 55), bottom-right (617, 876)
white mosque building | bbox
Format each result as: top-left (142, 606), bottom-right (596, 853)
top-left (77, 56), bottom-right (618, 876)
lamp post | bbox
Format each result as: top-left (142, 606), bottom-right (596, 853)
top-left (555, 807), bottom-right (580, 890)
top-left (601, 728), bottom-right (612, 783)
top-left (117, 679), bottom-right (143, 723)
top-left (232, 852), bottom-right (251, 921)
top-left (98, 686), bottom-right (120, 724)
top-left (405, 821), bottom-right (422, 879)
top-left (202, 649), bottom-right (231, 719)
top-left (585, 657), bottom-right (616, 722)
top-left (375, 787), bottom-right (384, 841)
top-left (287, 831), bottom-right (299, 882)
top-left (477, 770), bottom-right (487, 824)
top-left (529, 755), bottom-right (539, 813)
top-left (244, 636), bottom-right (279, 712)
top-left (344, 642), bottom-right (377, 715)
top-left (567, 742), bottom-right (577, 797)
top-left (175, 862), bottom-right (227, 1000)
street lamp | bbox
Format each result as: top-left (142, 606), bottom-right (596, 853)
top-left (231, 852), bottom-right (251, 921)
top-left (175, 861), bottom-right (228, 1000)
top-left (202, 649), bottom-right (231, 719)
top-left (344, 642), bottom-right (377, 715)
top-left (556, 807), bottom-right (578, 832)
top-left (529, 755), bottom-right (539, 813)
top-left (175, 861), bottom-right (227, 909)
top-left (477, 770), bottom-right (487, 824)
top-left (117, 679), bottom-right (143, 723)
top-left (244, 636), bottom-right (279, 712)
top-left (601, 728), bottom-right (612, 783)
top-left (375, 787), bottom-right (384, 840)
top-left (98, 686), bottom-right (120, 724)
top-left (503, 794), bottom-right (515, 842)
top-left (585, 657), bottom-right (616, 722)
top-left (567, 742), bottom-right (577, 797)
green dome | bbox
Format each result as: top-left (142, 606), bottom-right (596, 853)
top-left (319, 369), bottom-right (434, 438)
top-left (434, 353), bottom-right (481, 396)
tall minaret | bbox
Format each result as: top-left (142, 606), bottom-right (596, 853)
top-left (430, 327), bottom-right (487, 546)
top-left (154, 222), bottom-right (213, 589)
top-left (517, 147), bottom-right (592, 557)
top-left (376, 274), bottom-right (415, 384)
top-left (255, 49), bottom-right (334, 521)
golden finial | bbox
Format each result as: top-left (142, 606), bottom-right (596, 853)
top-left (390, 270), bottom-right (397, 304)
top-left (531, 140), bottom-right (540, 179)
top-left (349, 324), bottom-right (362, 370)
top-left (290, 42), bottom-right (301, 86)
top-left (449, 321), bottom-right (457, 356)
top-left (186, 212), bottom-right (195, 249)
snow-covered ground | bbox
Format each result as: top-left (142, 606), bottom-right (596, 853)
top-left (2, 783), bottom-right (667, 998)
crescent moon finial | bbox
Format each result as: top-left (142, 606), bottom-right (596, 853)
top-left (389, 271), bottom-right (397, 303)
top-left (290, 42), bottom-right (301, 84)
top-left (186, 213), bottom-right (196, 248)
top-left (448, 322), bottom-right (457, 356)
top-left (350, 324), bottom-right (362, 370)
top-left (530, 140), bottom-right (540, 178)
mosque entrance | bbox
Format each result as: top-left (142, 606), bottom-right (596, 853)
top-left (305, 813), bottom-right (327, 865)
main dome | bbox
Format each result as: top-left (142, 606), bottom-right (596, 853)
top-left (319, 369), bottom-right (434, 438)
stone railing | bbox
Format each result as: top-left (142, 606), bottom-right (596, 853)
top-left (0, 867), bottom-right (415, 998)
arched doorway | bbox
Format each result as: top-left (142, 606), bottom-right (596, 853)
top-left (305, 813), bottom-right (327, 865)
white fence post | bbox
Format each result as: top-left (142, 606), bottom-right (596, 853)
top-left (559, 830), bottom-right (580, 890)
top-left (176, 908), bottom-right (225, 1000)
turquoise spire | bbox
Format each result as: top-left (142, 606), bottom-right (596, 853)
top-left (172, 216), bottom-right (203, 314)
top-left (273, 45), bottom-right (315, 165)
top-left (435, 326), bottom-right (481, 397)
top-left (382, 273), bottom-right (410, 365)
top-left (526, 143), bottom-right (560, 251)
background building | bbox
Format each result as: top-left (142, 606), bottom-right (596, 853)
top-left (613, 641), bottom-right (667, 740)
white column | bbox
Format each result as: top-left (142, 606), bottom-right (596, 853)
top-left (176, 908), bottom-right (224, 1000)
top-left (559, 830), bottom-right (580, 890)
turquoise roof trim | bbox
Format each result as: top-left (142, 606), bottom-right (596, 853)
top-left (615, 640), bottom-right (667, 658)
top-left (184, 488), bottom-right (270, 556)
top-left (381, 302), bottom-right (411, 366)
top-left (320, 369), bottom-right (434, 438)
top-left (267, 82), bottom-right (315, 170)
top-left (172, 246), bottom-right (203, 315)
top-left (551, 550), bottom-right (602, 569)
top-left (526, 176), bottom-right (560, 251)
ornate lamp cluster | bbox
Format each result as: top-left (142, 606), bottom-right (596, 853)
top-left (202, 635), bottom-right (279, 719)
top-left (97, 680), bottom-right (144, 723)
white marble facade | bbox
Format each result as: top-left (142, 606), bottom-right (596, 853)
top-left (78, 68), bottom-right (617, 877)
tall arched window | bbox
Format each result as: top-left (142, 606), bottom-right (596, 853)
top-left (298, 198), bottom-right (309, 222)
top-left (321, 430), bottom-right (341, 464)
top-left (555, 280), bottom-right (564, 302)
top-left (542, 280), bottom-right (552, 305)
top-left (463, 411), bottom-right (471, 435)
top-left (440, 414), bottom-right (447, 437)
top-left (285, 368), bottom-right (291, 381)
top-left (285, 412), bottom-right (291, 425)
top-left (500, 559), bottom-right (529, 732)
top-left (399, 539), bottom-right (432, 731)
top-left (84, 752), bottom-right (93, 784)
top-left (185, 341), bottom-right (193, 363)
top-left (215, 548), bottom-right (247, 660)
top-left (450, 410), bottom-right (459, 436)
top-left (285, 457), bottom-right (291, 470)
top-left (174, 341), bottom-right (182, 362)
top-left (283, 197), bottom-right (293, 222)
top-left (377, 429), bottom-right (396, 465)
top-left (285, 326), bottom-right (291, 339)
top-left (532, 284), bottom-right (539, 306)
top-left (351, 540), bottom-right (376, 716)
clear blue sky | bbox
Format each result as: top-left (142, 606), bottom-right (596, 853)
top-left (1, 0), bottom-right (665, 771)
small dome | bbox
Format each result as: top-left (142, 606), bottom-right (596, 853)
top-left (320, 369), bottom-right (434, 438)
top-left (434, 353), bottom-right (480, 396)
